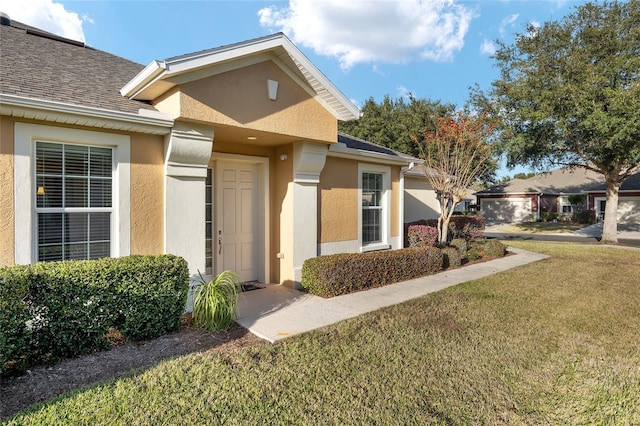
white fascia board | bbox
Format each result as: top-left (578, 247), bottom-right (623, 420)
top-left (164, 37), bottom-right (285, 74)
top-left (328, 143), bottom-right (412, 166)
top-left (120, 60), bottom-right (167, 98)
top-left (0, 94), bottom-right (174, 135)
top-left (278, 37), bottom-right (359, 121)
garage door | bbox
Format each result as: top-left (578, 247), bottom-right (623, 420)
top-left (480, 198), bottom-right (532, 224)
top-left (618, 197), bottom-right (640, 225)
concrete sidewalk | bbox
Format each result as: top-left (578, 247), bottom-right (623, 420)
top-left (236, 247), bottom-right (549, 343)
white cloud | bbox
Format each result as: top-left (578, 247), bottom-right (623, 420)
top-left (480, 38), bottom-right (496, 55)
top-left (499, 13), bottom-right (519, 36)
top-left (0, 0), bottom-right (86, 42)
top-left (371, 64), bottom-right (386, 76)
top-left (259, 0), bottom-right (475, 70)
top-left (396, 85), bottom-right (412, 99)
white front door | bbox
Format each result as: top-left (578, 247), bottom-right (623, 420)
top-left (216, 161), bottom-right (258, 282)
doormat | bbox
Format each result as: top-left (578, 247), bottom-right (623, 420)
top-left (241, 281), bottom-right (266, 292)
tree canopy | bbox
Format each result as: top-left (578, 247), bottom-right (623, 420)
top-left (339, 95), bottom-right (455, 158)
top-left (476, 0), bottom-right (640, 242)
top-left (339, 94), bottom-right (498, 184)
top-left (415, 111), bottom-right (495, 243)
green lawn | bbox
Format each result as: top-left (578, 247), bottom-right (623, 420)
top-left (491, 222), bottom-right (590, 234)
top-left (6, 242), bottom-right (640, 425)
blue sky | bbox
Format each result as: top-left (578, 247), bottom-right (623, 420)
top-left (0, 0), bottom-right (590, 177)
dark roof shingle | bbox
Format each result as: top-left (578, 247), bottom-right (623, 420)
top-left (0, 19), bottom-right (155, 114)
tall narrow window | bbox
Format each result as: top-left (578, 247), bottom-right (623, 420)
top-left (35, 142), bottom-right (112, 261)
top-left (205, 168), bottom-right (213, 275)
top-left (362, 172), bottom-right (383, 244)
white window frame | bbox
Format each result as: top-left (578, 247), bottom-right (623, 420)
top-left (559, 196), bottom-right (573, 214)
top-left (358, 163), bottom-right (391, 252)
top-left (14, 123), bottom-right (130, 264)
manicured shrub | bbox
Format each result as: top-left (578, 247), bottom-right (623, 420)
top-left (573, 209), bottom-right (596, 224)
top-left (441, 247), bottom-right (462, 269)
top-left (448, 216), bottom-right (486, 240)
top-left (483, 240), bottom-right (507, 258)
top-left (302, 247), bottom-right (443, 298)
top-left (470, 239), bottom-right (507, 259)
top-left (0, 255), bottom-right (188, 376)
top-left (540, 212), bottom-right (558, 222)
top-left (406, 216), bottom-right (485, 244)
top-left (466, 248), bottom-right (480, 260)
top-left (449, 238), bottom-right (468, 254)
top-left (407, 225), bottom-right (439, 248)
top-left (0, 267), bottom-right (32, 375)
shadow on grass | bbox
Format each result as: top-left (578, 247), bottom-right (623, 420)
top-left (1, 324), bottom-right (265, 420)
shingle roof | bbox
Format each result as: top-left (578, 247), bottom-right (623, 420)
top-left (476, 167), bottom-right (640, 195)
top-left (0, 19), bottom-right (156, 114)
top-left (337, 132), bottom-right (414, 159)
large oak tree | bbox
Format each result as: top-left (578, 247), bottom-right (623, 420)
top-left (480, 0), bottom-right (640, 243)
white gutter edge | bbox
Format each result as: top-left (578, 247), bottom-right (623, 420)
top-left (399, 161), bottom-right (417, 249)
top-left (0, 94), bottom-right (174, 135)
top-left (120, 60), bottom-right (166, 98)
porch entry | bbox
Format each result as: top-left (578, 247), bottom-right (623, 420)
top-left (216, 160), bottom-right (258, 282)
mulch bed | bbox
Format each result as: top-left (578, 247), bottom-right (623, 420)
top-left (1, 322), bottom-right (266, 420)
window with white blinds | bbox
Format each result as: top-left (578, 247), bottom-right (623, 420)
top-left (362, 172), bottom-right (383, 244)
top-left (35, 142), bottom-right (113, 261)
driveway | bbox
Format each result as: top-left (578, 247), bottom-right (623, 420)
top-left (484, 222), bottom-right (640, 246)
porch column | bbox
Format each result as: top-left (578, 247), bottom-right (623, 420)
top-left (290, 141), bottom-right (328, 287)
top-left (164, 122), bottom-right (214, 275)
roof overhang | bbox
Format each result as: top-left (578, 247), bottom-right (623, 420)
top-left (120, 33), bottom-right (360, 122)
top-left (1, 94), bottom-right (174, 135)
top-left (327, 142), bottom-right (416, 166)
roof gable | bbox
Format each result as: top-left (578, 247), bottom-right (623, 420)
top-left (121, 33), bottom-right (359, 122)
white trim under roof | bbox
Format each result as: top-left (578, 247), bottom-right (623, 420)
top-left (120, 33), bottom-right (359, 122)
top-left (0, 94), bottom-right (174, 135)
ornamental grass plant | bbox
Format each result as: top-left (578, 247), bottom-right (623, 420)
top-left (193, 270), bottom-right (241, 332)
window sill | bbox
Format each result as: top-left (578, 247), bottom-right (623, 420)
top-left (361, 243), bottom-right (391, 253)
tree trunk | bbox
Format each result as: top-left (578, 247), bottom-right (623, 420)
top-left (601, 179), bottom-right (619, 244)
top-left (441, 215), bottom-right (450, 244)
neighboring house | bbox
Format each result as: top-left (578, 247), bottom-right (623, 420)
top-left (0, 17), bottom-right (423, 295)
top-left (404, 164), bottom-right (476, 223)
top-left (475, 167), bottom-right (640, 225)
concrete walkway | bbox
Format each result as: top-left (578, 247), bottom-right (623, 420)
top-left (236, 247), bottom-right (549, 343)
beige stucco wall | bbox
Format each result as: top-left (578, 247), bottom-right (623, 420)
top-left (130, 133), bottom-right (165, 255)
top-left (404, 176), bottom-right (440, 222)
top-left (318, 159), bottom-right (401, 244)
top-left (0, 116), bottom-right (15, 267)
top-left (318, 156), bottom-right (358, 243)
top-left (275, 144), bottom-right (294, 285)
top-left (171, 61), bottom-right (337, 143)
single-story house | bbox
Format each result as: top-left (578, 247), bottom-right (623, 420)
top-left (0, 16), bottom-right (426, 295)
top-left (475, 167), bottom-right (640, 224)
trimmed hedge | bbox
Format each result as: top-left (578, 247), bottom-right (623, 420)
top-left (301, 247), bottom-right (443, 298)
top-left (405, 216), bottom-right (485, 245)
top-left (407, 225), bottom-right (439, 248)
top-left (0, 255), bottom-right (188, 376)
top-left (469, 240), bottom-right (507, 258)
top-left (449, 238), bottom-right (468, 254)
top-left (441, 247), bottom-right (462, 269)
